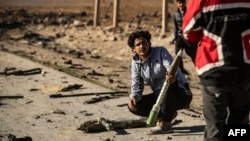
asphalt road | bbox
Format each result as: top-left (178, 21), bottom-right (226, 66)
top-left (0, 51), bottom-right (205, 141)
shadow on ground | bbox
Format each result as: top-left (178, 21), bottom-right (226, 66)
top-left (172, 125), bottom-right (205, 136)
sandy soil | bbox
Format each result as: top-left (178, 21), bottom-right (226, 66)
top-left (0, 1), bottom-right (205, 140)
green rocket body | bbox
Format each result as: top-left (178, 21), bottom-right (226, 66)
top-left (146, 49), bottom-right (183, 126)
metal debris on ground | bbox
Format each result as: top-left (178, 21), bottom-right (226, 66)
top-left (99, 117), bottom-right (113, 131)
top-left (49, 91), bottom-right (128, 98)
top-left (0, 67), bottom-right (43, 75)
top-left (78, 117), bottom-right (148, 133)
top-left (0, 95), bottom-right (24, 99)
top-left (0, 134), bottom-right (33, 141)
top-left (51, 109), bottom-right (66, 115)
top-left (84, 96), bottom-right (111, 104)
top-left (60, 84), bottom-right (83, 92)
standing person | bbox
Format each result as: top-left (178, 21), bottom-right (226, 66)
top-left (127, 30), bottom-right (193, 134)
top-left (170, 0), bottom-right (196, 74)
top-left (182, 0), bottom-right (250, 141)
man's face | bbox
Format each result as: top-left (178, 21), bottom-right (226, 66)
top-left (132, 37), bottom-right (150, 60)
top-left (177, 1), bottom-right (186, 11)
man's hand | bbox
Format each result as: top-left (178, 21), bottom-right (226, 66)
top-left (128, 96), bottom-right (138, 111)
top-left (166, 74), bottom-right (176, 84)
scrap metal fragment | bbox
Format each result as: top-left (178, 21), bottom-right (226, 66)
top-left (0, 95), bottom-right (24, 99)
top-left (60, 84), bottom-right (83, 92)
top-left (49, 91), bottom-right (128, 98)
top-left (87, 70), bottom-right (104, 76)
top-left (51, 109), bottom-right (66, 115)
top-left (78, 117), bottom-right (148, 133)
top-left (84, 96), bottom-right (110, 104)
top-left (87, 70), bottom-right (119, 77)
top-left (99, 117), bottom-right (113, 131)
top-left (1, 67), bottom-right (43, 75)
top-left (79, 117), bottom-right (183, 133)
top-left (29, 88), bottom-right (39, 91)
top-left (5, 134), bottom-right (33, 141)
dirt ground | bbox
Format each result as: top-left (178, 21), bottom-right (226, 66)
top-left (0, 1), bottom-right (205, 140)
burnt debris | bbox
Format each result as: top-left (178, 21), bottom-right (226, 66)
top-left (0, 67), bottom-right (43, 75)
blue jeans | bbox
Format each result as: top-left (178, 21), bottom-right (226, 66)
top-left (201, 83), bottom-right (250, 141)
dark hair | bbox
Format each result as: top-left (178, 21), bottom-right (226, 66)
top-left (127, 30), bottom-right (151, 48)
top-left (176, 0), bottom-right (186, 3)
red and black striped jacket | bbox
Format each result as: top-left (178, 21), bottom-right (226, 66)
top-left (182, 0), bottom-right (250, 86)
